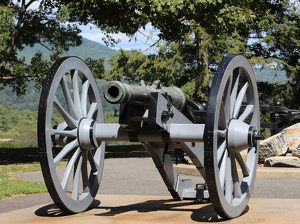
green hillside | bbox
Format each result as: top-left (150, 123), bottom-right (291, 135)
top-left (254, 68), bottom-right (289, 84)
top-left (0, 80), bottom-right (118, 148)
top-left (0, 80), bottom-right (117, 112)
top-left (18, 38), bottom-right (118, 68)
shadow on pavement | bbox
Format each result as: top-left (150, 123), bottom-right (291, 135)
top-left (35, 199), bottom-right (101, 217)
top-left (94, 199), bottom-right (230, 222)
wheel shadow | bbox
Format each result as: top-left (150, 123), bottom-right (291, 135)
top-left (94, 199), bottom-right (246, 222)
top-left (35, 198), bottom-right (249, 222)
top-left (35, 199), bottom-right (101, 217)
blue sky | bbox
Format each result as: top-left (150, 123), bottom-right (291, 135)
top-left (80, 23), bottom-right (159, 52)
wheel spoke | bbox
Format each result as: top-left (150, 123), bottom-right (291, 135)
top-left (88, 150), bottom-right (98, 173)
top-left (72, 69), bottom-right (83, 118)
top-left (87, 103), bottom-right (98, 119)
top-left (230, 74), bottom-right (240, 118)
top-left (60, 75), bottom-right (78, 119)
top-left (236, 152), bottom-right (250, 177)
top-left (53, 96), bottom-right (78, 129)
top-left (218, 129), bottom-right (226, 139)
top-left (219, 149), bottom-right (228, 189)
top-left (224, 75), bottom-right (232, 121)
top-left (88, 147), bottom-right (103, 188)
top-left (231, 154), bottom-right (242, 198)
top-left (50, 128), bottom-right (77, 138)
top-left (225, 155), bottom-right (232, 203)
top-left (238, 105), bottom-right (254, 122)
top-left (217, 140), bottom-right (227, 162)
top-left (219, 102), bottom-right (227, 130)
top-left (81, 151), bottom-right (90, 193)
top-left (81, 80), bottom-right (90, 117)
top-left (233, 82), bottom-right (249, 119)
top-left (72, 152), bottom-right (83, 200)
top-left (53, 140), bottom-right (78, 167)
top-left (61, 147), bottom-right (81, 190)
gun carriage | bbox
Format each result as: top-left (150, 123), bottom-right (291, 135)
top-left (38, 55), bottom-right (262, 219)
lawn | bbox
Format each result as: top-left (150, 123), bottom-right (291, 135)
top-left (0, 163), bottom-right (47, 200)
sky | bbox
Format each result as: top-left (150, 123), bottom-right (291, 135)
top-left (79, 23), bottom-right (160, 52)
top-left (25, 0), bottom-right (159, 52)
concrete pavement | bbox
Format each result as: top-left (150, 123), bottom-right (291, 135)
top-left (1, 195), bottom-right (300, 223)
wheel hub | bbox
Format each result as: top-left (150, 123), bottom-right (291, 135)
top-left (227, 119), bottom-right (261, 154)
top-left (77, 118), bottom-right (99, 151)
top-left (52, 122), bottom-right (68, 147)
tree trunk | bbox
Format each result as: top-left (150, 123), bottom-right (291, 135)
top-left (195, 31), bottom-right (210, 101)
top-left (0, 0), bottom-right (27, 77)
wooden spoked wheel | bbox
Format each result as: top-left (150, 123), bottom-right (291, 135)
top-left (204, 55), bottom-right (260, 219)
top-left (38, 57), bottom-right (105, 213)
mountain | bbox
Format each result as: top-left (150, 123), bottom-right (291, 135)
top-left (0, 38), bottom-right (119, 112)
top-left (3, 38), bottom-right (291, 112)
top-left (18, 38), bottom-right (118, 68)
top-left (254, 68), bottom-right (289, 84)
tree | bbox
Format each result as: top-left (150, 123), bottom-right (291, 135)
top-left (51, 0), bottom-right (287, 101)
top-left (248, 1), bottom-right (300, 109)
top-left (106, 40), bottom-right (199, 98)
top-left (0, 1), bottom-right (83, 95)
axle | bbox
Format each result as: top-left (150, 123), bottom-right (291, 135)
top-left (77, 120), bottom-right (205, 150)
top-left (76, 118), bottom-right (261, 152)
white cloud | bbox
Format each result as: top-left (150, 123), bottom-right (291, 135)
top-left (80, 23), bottom-right (160, 52)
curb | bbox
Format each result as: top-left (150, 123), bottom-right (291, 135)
top-left (174, 164), bottom-right (300, 179)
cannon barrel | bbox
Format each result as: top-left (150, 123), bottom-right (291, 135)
top-left (104, 80), bottom-right (186, 110)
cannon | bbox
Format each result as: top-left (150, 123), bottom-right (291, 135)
top-left (38, 55), bottom-right (261, 219)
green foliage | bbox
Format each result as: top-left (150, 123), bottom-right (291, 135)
top-left (0, 96), bottom-right (120, 147)
top-left (104, 112), bottom-right (119, 123)
top-left (0, 1), bottom-right (84, 95)
top-left (0, 130), bottom-right (19, 138)
top-left (0, 5), bottom-right (15, 53)
top-left (258, 81), bottom-right (294, 107)
top-left (55, 0), bottom-right (268, 43)
top-left (260, 111), bottom-right (272, 139)
top-left (105, 32), bottom-right (268, 101)
top-left (106, 39), bottom-right (211, 101)
top-left (0, 82), bottom-right (41, 111)
top-left (84, 57), bottom-right (106, 80)
top-left (107, 44), bottom-right (190, 85)
top-left (0, 78), bottom-right (119, 113)
top-left (74, 0), bottom-right (284, 101)
top-left (257, 81), bottom-right (294, 139)
top-left (0, 105), bottom-right (38, 147)
top-left (249, 1), bottom-right (300, 109)
top-left (0, 141), bottom-right (26, 148)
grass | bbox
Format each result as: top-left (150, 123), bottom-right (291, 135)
top-left (0, 163), bottom-right (47, 200)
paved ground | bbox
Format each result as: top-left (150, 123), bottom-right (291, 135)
top-left (1, 157), bottom-right (300, 223)
top-left (1, 195), bottom-right (300, 224)
top-left (10, 157), bottom-right (300, 199)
